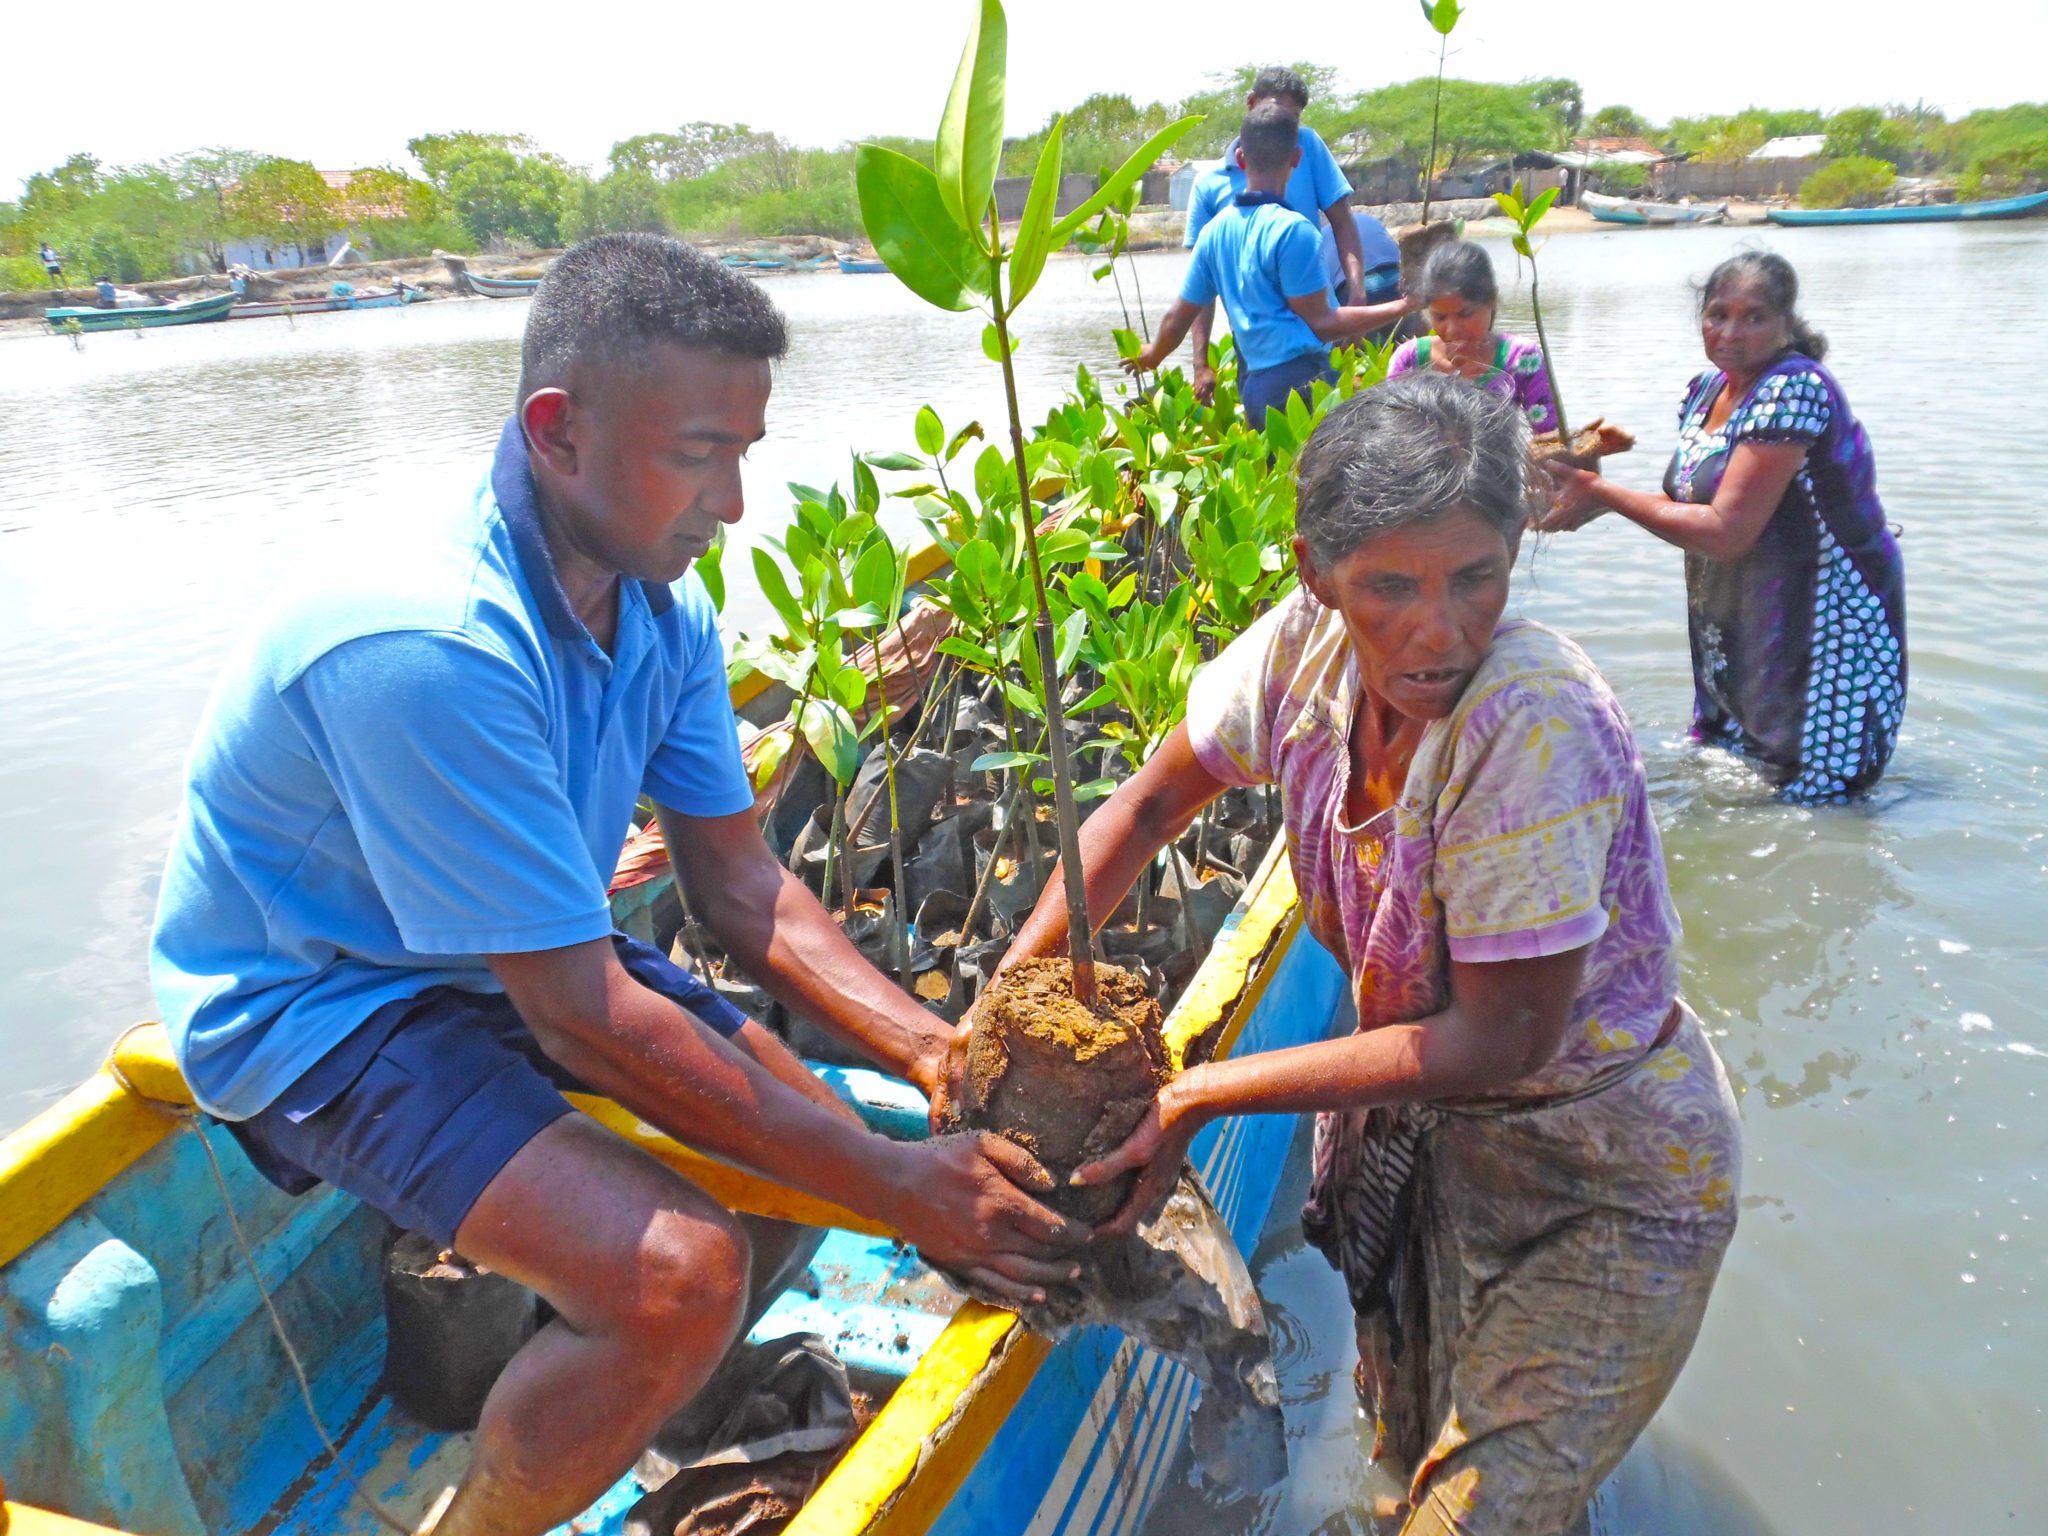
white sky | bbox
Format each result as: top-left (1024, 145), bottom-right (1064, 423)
top-left (5, 0), bottom-right (2040, 195)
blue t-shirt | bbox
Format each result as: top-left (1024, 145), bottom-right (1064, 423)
top-left (1181, 199), bottom-right (1330, 372)
top-left (151, 418), bottom-right (755, 1119)
top-left (1184, 126), bottom-right (1400, 280)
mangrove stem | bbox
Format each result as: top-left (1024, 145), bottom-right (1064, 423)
top-left (990, 278), bottom-right (1098, 1008)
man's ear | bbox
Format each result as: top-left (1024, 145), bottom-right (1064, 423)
top-left (520, 387), bottom-right (578, 478)
top-left (1289, 146), bottom-right (1303, 171)
top-left (1234, 145), bottom-right (1249, 173)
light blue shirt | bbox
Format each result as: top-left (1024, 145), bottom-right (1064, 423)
top-left (1181, 198), bottom-right (1330, 372)
top-left (151, 418), bottom-right (754, 1119)
top-left (1184, 125), bottom-right (1401, 281)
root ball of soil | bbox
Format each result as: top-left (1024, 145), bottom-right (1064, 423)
top-left (959, 957), bottom-right (1166, 1224)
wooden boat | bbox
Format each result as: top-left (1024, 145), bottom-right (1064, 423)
top-left (1583, 191), bottom-right (1729, 227)
top-left (1765, 187), bottom-right (2048, 226)
top-left (229, 285), bottom-right (420, 320)
top-left (836, 255), bottom-right (891, 274)
top-left (0, 539), bottom-right (1342, 1535)
top-left (44, 292), bottom-right (235, 333)
top-left (461, 270), bottom-right (544, 298)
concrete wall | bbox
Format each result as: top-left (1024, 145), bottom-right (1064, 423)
top-left (993, 173), bottom-right (1096, 222)
top-left (1655, 160), bottom-right (1828, 199)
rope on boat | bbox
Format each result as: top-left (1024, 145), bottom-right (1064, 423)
top-left (104, 1028), bottom-right (421, 1536)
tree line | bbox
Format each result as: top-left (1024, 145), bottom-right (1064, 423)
top-left (5, 71), bottom-right (2043, 289)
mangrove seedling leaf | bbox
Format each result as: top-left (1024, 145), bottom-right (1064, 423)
top-left (1074, 776), bottom-right (1118, 801)
top-left (971, 749), bottom-right (1042, 772)
top-left (864, 450), bottom-right (926, 472)
top-left (981, 323), bottom-right (1015, 362)
top-left (828, 605), bottom-right (885, 630)
top-left (1492, 190), bottom-right (1525, 224)
top-left (855, 146), bottom-right (990, 313)
top-left (749, 731), bottom-right (791, 793)
top-left (1009, 113), bottom-right (1067, 308)
top-left (937, 636), bottom-right (1001, 671)
top-left (945, 421), bottom-right (985, 462)
top-left (1052, 116), bottom-right (1205, 245)
top-left (1426, 0), bottom-right (1462, 34)
top-left (827, 663), bottom-right (870, 714)
top-left (694, 534), bottom-right (726, 613)
top-left (1112, 327), bottom-right (1141, 360)
top-left (796, 698), bottom-right (862, 786)
top-left (914, 404), bottom-right (945, 458)
top-left (851, 454), bottom-right (881, 514)
top-left (1528, 185), bottom-right (1561, 224)
top-left (935, 0), bottom-right (1008, 239)
top-left (850, 536), bottom-right (899, 614)
top-left (752, 548), bottom-right (809, 635)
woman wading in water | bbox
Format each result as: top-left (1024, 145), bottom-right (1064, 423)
top-left (1007, 373), bottom-right (1741, 1534)
top-left (1541, 250), bottom-right (1907, 802)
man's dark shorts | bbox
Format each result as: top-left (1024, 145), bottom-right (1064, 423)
top-left (224, 934), bottom-right (749, 1247)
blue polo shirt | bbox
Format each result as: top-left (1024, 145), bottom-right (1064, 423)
top-left (151, 417), bottom-right (755, 1120)
top-left (1184, 126), bottom-right (1401, 281)
top-left (1182, 199), bottom-right (1331, 373)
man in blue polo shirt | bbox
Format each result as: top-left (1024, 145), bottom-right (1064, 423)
top-left (1181, 66), bottom-right (1403, 403)
top-left (151, 234), bottom-right (1079, 1536)
top-left (1132, 105), bottom-right (1416, 427)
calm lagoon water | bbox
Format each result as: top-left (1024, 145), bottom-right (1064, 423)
top-left (2, 225), bottom-right (2043, 1532)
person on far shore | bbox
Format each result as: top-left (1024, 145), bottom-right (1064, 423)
top-left (40, 242), bottom-right (64, 288)
top-left (1007, 373), bottom-right (1740, 1535)
top-left (1540, 250), bottom-right (1906, 803)
top-left (1182, 66), bottom-right (1402, 403)
top-left (1130, 103), bottom-right (1415, 428)
top-left (1387, 240), bottom-right (1556, 435)
top-left (95, 275), bottom-right (117, 308)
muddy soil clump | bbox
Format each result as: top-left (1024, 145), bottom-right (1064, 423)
top-left (956, 957), bottom-right (1165, 1225)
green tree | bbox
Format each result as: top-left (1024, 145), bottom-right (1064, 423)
top-left (1799, 156), bottom-right (1896, 208)
top-left (1525, 77), bottom-right (1584, 137)
top-left (608, 123), bottom-right (779, 182)
top-left (342, 166), bottom-right (472, 258)
top-left (408, 134), bottom-right (579, 246)
top-left (224, 157), bottom-right (343, 252)
top-left (1175, 63), bottom-right (1347, 156)
top-left (1585, 104), bottom-right (1651, 139)
top-left (1334, 77), bottom-right (1565, 174)
top-left (1824, 107), bottom-right (1912, 168)
top-left (563, 168), bottom-right (671, 241)
top-left (165, 148), bottom-right (264, 269)
top-left (1934, 102), bottom-right (2048, 195)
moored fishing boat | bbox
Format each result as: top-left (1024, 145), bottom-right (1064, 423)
top-left (1765, 187), bottom-right (2048, 225)
top-left (229, 285), bottom-right (422, 320)
top-left (1583, 191), bottom-right (1729, 226)
top-left (461, 270), bottom-right (544, 297)
top-left (44, 292), bottom-right (235, 332)
top-left (836, 255), bottom-right (890, 274)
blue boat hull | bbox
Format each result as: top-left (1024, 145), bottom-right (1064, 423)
top-left (1767, 188), bottom-right (2048, 225)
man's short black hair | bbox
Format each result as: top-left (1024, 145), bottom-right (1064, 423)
top-left (516, 233), bottom-right (788, 408)
top-left (1240, 102), bottom-right (1301, 176)
top-left (1251, 66), bottom-right (1310, 110)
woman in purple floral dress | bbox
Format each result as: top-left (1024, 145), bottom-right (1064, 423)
top-left (1543, 251), bottom-right (1907, 802)
top-left (1007, 374), bottom-right (1740, 1535)
top-left (1387, 240), bottom-right (1556, 435)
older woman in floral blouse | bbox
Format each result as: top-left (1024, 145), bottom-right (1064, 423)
top-left (1009, 372), bottom-right (1740, 1535)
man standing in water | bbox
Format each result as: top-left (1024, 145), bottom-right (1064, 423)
top-left (151, 234), bottom-right (1081, 1536)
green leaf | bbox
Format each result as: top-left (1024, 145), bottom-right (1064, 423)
top-left (1051, 116), bottom-right (1204, 245)
top-left (1009, 114), bottom-right (1066, 308)
top-left (828, 605), bottom-right (885, 629)
top-left (1426, 0), bottom-right (1461, 34)
top-left (1491, 190), bottom-right (1524, 223)
top-left (1528, 185), bottom-right (1561, 224)
top-left (850, 536), bottom-right (898, 613)
top-left (936, 636), bottom-right (1001, 671)
top-left (980, 323), bottom-right (1012, 362)
top-left (934, 0), bottom-right (1007, 238)
top-left (864, 450), bottom-right (926, 472)
top-left (851, 455), bottom-right (880, 514)
top-left (945, 421), bottom-right (984, 462)
top-left (796, 698), bottom-right (861, 785)
top-left (1074, 776), bottom-right (1118, 801)
top-left (854, 146), bottom-right (990, 313)
top-left (828, 663), bottom-right (870, 713)
top-left (914, 404), bottom-right (945, 458)
top-left (1111, 327), bottom-right (1141, 360)
top-left (752, 548), bottom-right (809, 635)
top-left (971, 749), bottom-right (1042, 772)
top-left (1223, 541), bottom-right (1262, 587)
top-left (694, 534), bottom-right (725, 613)
top-left (1513, 235), bottom-right (1533, 259)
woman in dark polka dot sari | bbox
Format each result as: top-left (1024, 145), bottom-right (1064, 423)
top-left (1540, 251), bottom-right (1907, 802)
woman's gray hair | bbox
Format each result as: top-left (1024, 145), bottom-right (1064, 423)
top-left (1293, 372), bottom-right (1531, 571)
top-left (1416, 239), bottom-right (1499, 310)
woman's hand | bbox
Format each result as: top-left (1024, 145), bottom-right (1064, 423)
top-left (1532, 463), bottom-right (1608, 533)
top-left (1068, 1072), bottom-right (1210, 1239)
top-left (909, 1018), bottom-right (972, 1132)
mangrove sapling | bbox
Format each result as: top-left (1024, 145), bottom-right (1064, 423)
top-left (1494, 180), bottom-right (1638, 468)
top-left (1419, 0), bottom-right (1463, 227)
top-left (854, 0), bottom-right (1200, 1004)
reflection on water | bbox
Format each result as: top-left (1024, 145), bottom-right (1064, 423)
top-left (3, 224), bottom-right (2046, 1533)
